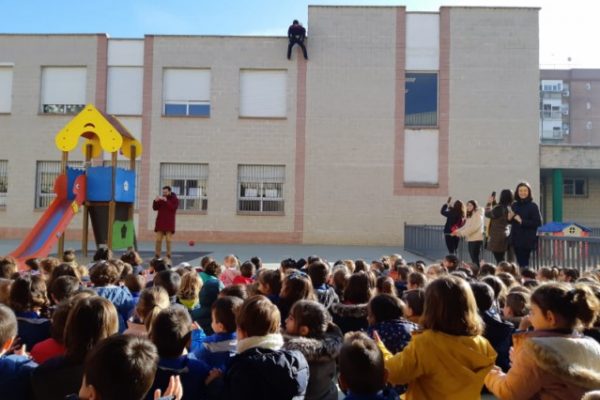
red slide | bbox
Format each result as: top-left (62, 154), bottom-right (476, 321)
top-left (9, 173), bottom-right (86, 266)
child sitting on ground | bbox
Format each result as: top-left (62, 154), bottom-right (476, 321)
top-left (283, 300), bottom-right (343, 400)
top-left (485, 283), bottom-right (600, 399)
top-left (125, 273), bottom-right (145, 307)
top-left (147, 307), bottom-right (211, 400)
top-left (232, 261), bottom-right (255, 286)
top-left (277, 270), bottom-right (317, 327)
top-left (125, 287), bottom-right (170, 337)
top-left (219, 255), bottom-right (240, 287)
top-left (367, 294), bottom-right (418, 354)
top-left (256, 269), bottom-right (282, 304)
top-left (177, 271), bottom-right (202, 321)
top-left (338, 331), bottom-right (391, 400)
top-left (77, 335), bottom-right (159, 400)
top-left (192, 296), bottom-right (242, 371)
top-left (375, 276), bottom-right (497, 399)
top-left (401, 289), bottom-right (425, 325)
top-left (502, 291), bottom-right (529, 328)
top-left (9, 274), bottom-right (51, 349)
top-left (207, 295), bottom-right (309, 400)
top-left (308, 261), bottom-right (339, 308)
top-left (0, 303), bottom-right (38, 400)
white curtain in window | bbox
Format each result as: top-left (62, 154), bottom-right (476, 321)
top-left (239, 70), bottom-right (287, 118)
top-left (163, 69), bottom-right (210, 102)
top-left (107, 67), bottom-right (143, 115)
top-left (41, 67), bottom-right (87, 105)
top-left (0, 67), bottom-right (13, 113)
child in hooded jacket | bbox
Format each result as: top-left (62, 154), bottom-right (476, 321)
top-left (485, 283), bottom-right (600, 400)
top-left (283, 300), bottom-right (343, 400)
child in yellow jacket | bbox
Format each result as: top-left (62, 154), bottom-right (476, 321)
top-left (375, 276), bottom-right (497, 400)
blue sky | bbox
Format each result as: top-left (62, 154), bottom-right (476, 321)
top-left (1, 0), bottom-right (599, 67)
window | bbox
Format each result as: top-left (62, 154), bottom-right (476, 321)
top-left (103, 160), bottom-right (140, 209)
top-left (0, 161), bottom-right (7, 207)
top-left (35, 161), bottom-right (80, 208)
top-left (41, 67), bottom-right (86, 114)
top-left (239, 70), bottom-right (287, 118)
top-left (405, 73), bottom-right (438, 127)
top-left (238, 165), bottom-right (285, 213)
top-left (0, 66), bottom-right (13, 113)
top-left (163, 69), bottom-right (210, 117)
top-left (564, 178), bottom-right (587, 197)
top-left (159, 163), bottom-right (208, 211)
top-left (107, 67), bottom-right (143, 115)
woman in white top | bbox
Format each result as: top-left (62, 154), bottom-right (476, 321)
top-left (452, 200), bottom-right (484, 267)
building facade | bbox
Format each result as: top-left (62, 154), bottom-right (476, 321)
top-left (540, 70), bottom-right (600, 227)
top-left (0, 6), bottom-right (540, 246)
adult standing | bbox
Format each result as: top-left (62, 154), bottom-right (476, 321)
top-left (509, 182), bottom-right (542, 268)
top-left (452, 200), bottom-right (484, 267)
top-left (485, 189), bottom-right (512, 263)
top-left (153, 186), bottom-right (179, 259)
top-left (287, 20), bottom-right (308, 60)
top-left (440, 199), bottom-right (466, 255)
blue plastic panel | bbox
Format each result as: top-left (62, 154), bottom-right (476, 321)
top-left (115, 168), bottom-right (136, 203)
top-left (66, 167), bottom-right (85, 200)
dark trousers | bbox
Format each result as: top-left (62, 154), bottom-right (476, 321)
top-left (468, 241), bottom-right (483, 267)
top-left (514, 247), bottom-right (532, 267)
top-left (492, 251), bottom-right (506, 263)
top-left (445, 235), bottom-right (460, 254)
top-left (287, 39), bottom-right (308, 59)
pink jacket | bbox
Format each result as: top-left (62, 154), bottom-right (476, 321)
top-left (220, 267), bottom-right (240, 287)
top-left (485, 330), bottom-right (600, 400)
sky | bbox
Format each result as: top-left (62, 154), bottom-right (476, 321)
top-left (1, 0), bottom-right (599, 68)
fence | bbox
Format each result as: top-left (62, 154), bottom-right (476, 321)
top-left (404, 224), bottom-right (600, 272)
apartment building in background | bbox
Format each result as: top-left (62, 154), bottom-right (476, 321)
top-left (0, 6), bottom-right (540, 246)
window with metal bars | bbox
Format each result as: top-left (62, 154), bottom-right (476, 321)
top-left (0, 161), bottom-right (7, 207)
top-left (159, 163), bottom-right (208, 211)
top-left (35, 161), bottom-right (82, 209)
top-left (237, 165), bottom-right (284, 214)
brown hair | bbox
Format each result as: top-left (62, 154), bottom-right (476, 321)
top-left (40, 257), bottom-right (61, 278)
top-left (421, 276), bottom-right (483, 336)
top-left (339, 332), bottom-right (385, 395)
top-left (0, 257), bottom-right (17, 279)
top-left (531, 283), bottom-right (600, 329)
top-left (124, 274), bottom-right (145, 294)
top-left (281, 271), bottom-right (316, 303)
top-left (505, 291), bottom-right (529, 317)
top-left (121, 250), bottom-right (143, 266)
top-left (204, 261), bottom-right (222, 277)
top-left (150, 307), bottom-right (192, 358)
top-left (466, 200), bottom-right (478, 218)
top-left (236, 295), bottom-right (280, 337)
top-left (452, 200), bottom-right (466, 219)
top-left (375, 276), bottom-right (397, 296)
top-left (90, 261), bottom-right (120, 286)
top-left (289, 300), bottom-right (331, 337)
top-left (64, 296), bottom-right (119, 364)
top-left (257, 269), bottom-right (282, 296)
top-left (538, 266), bottom-right (558, 281)
top-left (402, 289), bottom-right (425, 316)
top-left (212, 296), bottom-right (243, 333)
top-left (178, 271), bottom-right (202, 301)
top-left (344, 272), bottom-right (373, 304)
top-left (136, 286), bottom-right (170, 333)
top-left (9, 274), bottom-right (48, 313)
top-left (515, 181), bottom-right (533, 202)
top-left (307, 261), bottom-right (330, 287)
top-left (408, 272), bottom-right (427, 289)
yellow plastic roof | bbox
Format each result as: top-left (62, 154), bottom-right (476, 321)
top-left (54, 104), bottom-right (142, 159)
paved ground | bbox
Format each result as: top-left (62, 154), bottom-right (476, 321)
top-left (0, 239), bottom-right (428, 267)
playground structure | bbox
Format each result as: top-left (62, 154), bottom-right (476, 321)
top-left (9, 105), bottom-right (142, 265)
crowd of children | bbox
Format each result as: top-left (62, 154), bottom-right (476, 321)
top-left (0, 250), bottom-right (599, 400)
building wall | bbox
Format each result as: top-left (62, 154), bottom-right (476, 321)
top-left (0, 6), bottom-right (541, 246)
top-left (0, 35), bottom-right (100, 236)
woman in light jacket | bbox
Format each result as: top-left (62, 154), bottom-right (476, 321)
top-left (452, 200), bottom-right (484, 267)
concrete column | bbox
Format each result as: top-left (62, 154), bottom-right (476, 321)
top-left (552, 169), bottom-right (563, 222)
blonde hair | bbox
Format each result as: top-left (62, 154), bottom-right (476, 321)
top-left (136, 287), bottom-right (170, 333)
top-left (178, 271), bottom-right (202, 301)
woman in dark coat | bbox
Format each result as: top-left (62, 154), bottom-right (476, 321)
top-left (440, 199), bottom-right (466, 254)
top-left (485, 189), bottom-right (513, 263)
top-left (509, 182), bottom-right (542, 268)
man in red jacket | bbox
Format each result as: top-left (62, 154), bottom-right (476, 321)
top-left (153, 186), bottom-right (179, 259)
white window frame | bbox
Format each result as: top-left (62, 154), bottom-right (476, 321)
top-left (0, 160), bottom-right (7, 207)
top-left (237, 165), bottom-right (285, 214)
top-left (159, 163), bottom-right (208, 211)
top-left (162, 68), bottom-right (211, 117)
top-left (404, 71), bottom-right (439, 128)
top-left (239, 69), bottom-right (287, 118)
top-left (563, 178), bottom-right (587, 198)
top-left (40, 66), bottom-right (87, 115)
top-left (35, 161), bottom-right (81, 209)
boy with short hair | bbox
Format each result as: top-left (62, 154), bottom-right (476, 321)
top-left (148, 307), bottom-right (210, 399)
top-left (192, 296), bottom-right (242, 370)
top-left (339, 331), bottom-right (389, 400)
top-left (232, 261), bottom-right (255, 286)
top-left (0, 303), bottom-right (38, 400)
top-left (78, 335), bottom-right (159, 400)
top-left (209, 295), bottom-right (309, 400)
top-left (307, 261), bottom-right (339, 308)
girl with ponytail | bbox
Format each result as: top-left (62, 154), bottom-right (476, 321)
top-left (124, 286), bottom-right (170, 336)
top-left (485, 283), bottom-right (600, 399)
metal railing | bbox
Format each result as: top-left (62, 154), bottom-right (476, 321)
top-left (404, 224), bottom-right (600, 272)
